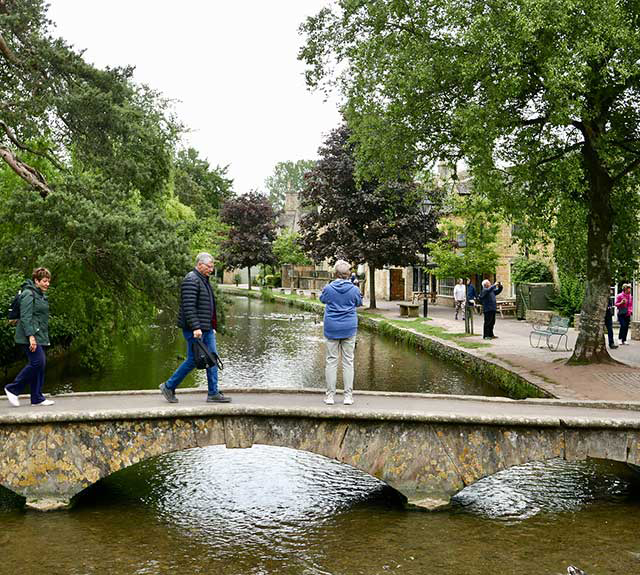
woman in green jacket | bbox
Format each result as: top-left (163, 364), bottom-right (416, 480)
top-left (4, 267), bottom-right (55, 407)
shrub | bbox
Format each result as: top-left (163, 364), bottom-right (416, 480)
top-left (549, 273), bottom-right (585, 322)
top-left (511, 257), bottom-right (553, 284)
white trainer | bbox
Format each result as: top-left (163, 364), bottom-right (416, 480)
top-left (344, 396), bottom-right (354, 405)
top-left (324, 395), bottom-right (335, 405)
top-left (33, 399), bottom-right (55, 406)
top-left (4, 387), bottom-right (20, 407)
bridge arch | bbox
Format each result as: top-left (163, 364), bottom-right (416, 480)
top-left (1, 410), bottom-right (638, 511)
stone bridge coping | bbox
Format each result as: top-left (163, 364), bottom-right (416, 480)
top-left (3, 388), bottom-right (640, 430)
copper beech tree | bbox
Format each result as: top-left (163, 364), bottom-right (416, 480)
top-left (298, 125), bottom-right (439, 309)
top-left (219, 191), bottom-right (279, 289)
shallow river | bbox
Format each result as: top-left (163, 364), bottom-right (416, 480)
top-left (1, 295), bottom-right (639, 575)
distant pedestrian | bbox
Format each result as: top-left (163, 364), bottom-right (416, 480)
top-left (4, 267), bottom-right (55, 407)
top-left (604, 293), bottom-right (618, 349)
top-left (453, 278), bottom-right (466, 320)
top-left (465, 278), bottom-right (477, 334)
top-left (615, 283), bottom-right (633, 345)
top-left (349, 272), bottom-right (360, 287)
top-left (320, 260), bottom-right (363, 405)
top-left (478, 279), bottom-right (503, 339)
top-left (160, 253), bottom-right (231, 404)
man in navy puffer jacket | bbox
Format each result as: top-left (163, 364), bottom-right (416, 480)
top-left (320, 260), bottom-right (363, 405)
top-left (160, 252), bottom-right (231, 404)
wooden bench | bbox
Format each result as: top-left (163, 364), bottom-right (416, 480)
top-left (398, 302), bottom-right (420, 317)
top-left (529, 316), bottom-right (571, 351)
top-left (496, 301), bottom-right (517, 318)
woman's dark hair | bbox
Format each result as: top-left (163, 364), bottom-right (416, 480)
top-left (32, 267), bottom-right (51, 281)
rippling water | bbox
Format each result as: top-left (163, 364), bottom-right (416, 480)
top-left (2, 296), bottom-right (640, 574)
top-left (1, 447), bottom-right (639, 575)
top-left (13, 295), bottom-right (495, 396)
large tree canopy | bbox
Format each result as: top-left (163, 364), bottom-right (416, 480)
top-left (0, 1), bottom-right (228, 368)
top-left (300, 0), bottom-right (640, 362)
top-left (298, 125), bottom-right (439, 308)
top-left (1, 0), bottom-right (177, 199)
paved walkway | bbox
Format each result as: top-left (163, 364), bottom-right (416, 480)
top-left (231, 285), bottom-right (640, 402)
top-left (365, 296), bottom-right (640, 401)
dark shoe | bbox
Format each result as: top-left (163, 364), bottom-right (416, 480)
top-left (490, 335), bottom-right (499, 339)
top-left (159, 383), bottom-right (178, 403)
top-left (207, 392), bottom-right (231, 403)
top-left (610, 345), bottom-right (619, 349)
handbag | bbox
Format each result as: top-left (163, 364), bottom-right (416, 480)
top-left (192, 338), bottom-right (224, 370)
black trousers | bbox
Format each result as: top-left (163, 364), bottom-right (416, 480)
top-left (619, 313), bottom-right (631, 343)
top-left (483, 310), bottom-right (496, 338)
top-left (605, 311), bottom-right (614, 346)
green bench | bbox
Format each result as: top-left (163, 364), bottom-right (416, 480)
top-left (529, 316), bottom-right (571, 351)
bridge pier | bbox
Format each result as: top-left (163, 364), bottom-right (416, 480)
top-left (26, 497), bottom-right (72, 512)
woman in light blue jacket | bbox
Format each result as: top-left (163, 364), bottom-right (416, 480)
top-left (319, 260), bottom-right (363, 405)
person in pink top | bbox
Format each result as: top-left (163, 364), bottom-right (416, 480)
top-left (615, 284), bottom-right (633, 345)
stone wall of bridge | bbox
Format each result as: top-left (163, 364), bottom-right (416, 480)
top-left (2, 413), bottom-right (640, 511)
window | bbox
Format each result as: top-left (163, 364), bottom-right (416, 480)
top-left (412, 267), bottom-right (428, 292)
top-left (438, 277), bottom-right (456, 297)
top-left (456, 233), bottom-right (467, 247)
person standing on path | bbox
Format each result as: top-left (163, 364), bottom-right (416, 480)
top-left (478, 279), bottom-right (503, 340)
top-left (160, 253), bottom-right (231, 404)
top-left (4, 267), bottom-right (55, 407)
top-left (453, 278), bottom-right (466, 320)
top-left (320, 260), bottom-right (363, 405)
top-left (615, 284), bottom-right (633, 345)
top-left (464, 278), bottom-right (477, 334)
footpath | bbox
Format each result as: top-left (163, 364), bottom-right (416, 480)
top-left (225, 285), bottom-right (640, 402)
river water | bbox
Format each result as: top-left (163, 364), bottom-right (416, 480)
top-left (1, 295), bottom-right (639, 575)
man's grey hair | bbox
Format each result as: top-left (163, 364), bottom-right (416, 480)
top-left (195, 252), bottom-right (214, 266)
top-left (334, 259), bottom-right (351, 279)
top-left (482, 279), bottom-right (491, 288)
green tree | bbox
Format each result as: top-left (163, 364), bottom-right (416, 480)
top-left (301, 0), bottom-right (640, 363)
top-left (173, 148), bottom-right (233, 215)
top-left (1, 0), bottom-right (179, 199)
top-left (264, 160), bottom-right (316, 211)
top-left (273, 229), bottom-right (311, 266)
top-left (428, 196), bottom-right (500, 280)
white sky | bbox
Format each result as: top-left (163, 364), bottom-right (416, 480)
top-left (47, 0), bottom-right (341, 195)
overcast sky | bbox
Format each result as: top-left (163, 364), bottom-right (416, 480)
top-left (47, 0), bottom-right (341, 195)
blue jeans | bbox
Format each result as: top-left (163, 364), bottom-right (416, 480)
top-left (166, 329), bottom-right (218, 395)
top-left (6, 345), bottom-right (47, 404)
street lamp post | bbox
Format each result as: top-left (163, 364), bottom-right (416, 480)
top-left (420, 198), bottom-right (434, 318)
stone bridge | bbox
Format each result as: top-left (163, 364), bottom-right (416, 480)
top-left (2, 389), bottom-right (640, 511)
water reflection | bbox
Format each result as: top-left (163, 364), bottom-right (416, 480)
top-left (1, 446), bottom-right (640, 574)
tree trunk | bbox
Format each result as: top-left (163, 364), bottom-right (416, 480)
top-left (368, 265), bottom-right (377, 309)
top-left (247, 267), bottom-right (251, 291)
top-left (569, 143), bottom-right (614, 364)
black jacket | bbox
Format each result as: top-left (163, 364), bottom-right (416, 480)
top-left (177, 269), bottom-right (218, 331)
top-left (478, 284), bottom-right (503, 312)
